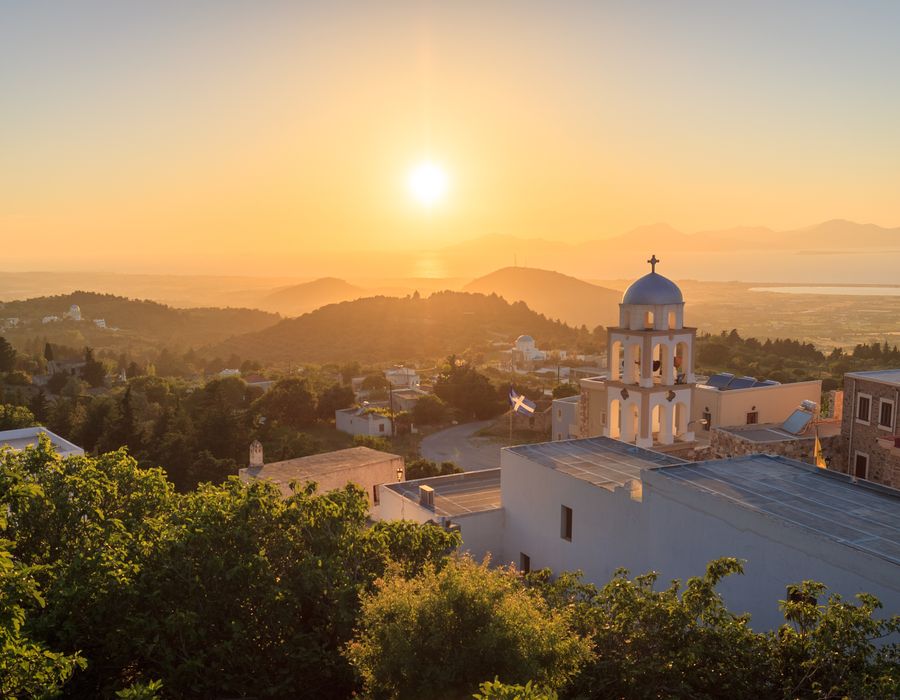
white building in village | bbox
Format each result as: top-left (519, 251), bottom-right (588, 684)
top-left (384, 367), bottom-right (420, 389)
top-left (375, 436), bottom-right (900, 631)
top-left (513, 335), bottom-right (546, 364)
top-left (335, 406), bottom-right (392, 437)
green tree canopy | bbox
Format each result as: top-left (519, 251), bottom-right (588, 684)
top-left (0, 404), bottom-right (37, 431)
top-left (411, 393), bottom-right (448, 425)
top-left (0, 336), bottom-right (17, 372)
top-left (346, 555), bottom-right (592, 699)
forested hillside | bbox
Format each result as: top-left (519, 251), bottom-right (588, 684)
top-left (0, 291), bottom-right (280, 351)
top-left (212, 291), bottom-right (593, 364)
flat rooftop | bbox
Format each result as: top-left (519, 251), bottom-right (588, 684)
top-left (717, 421), bottom-right (841, 444)
top-left (0, 427), bottom-right (84, 457)
top-left (386, 469), bottom-right (501, 517)
top-left (506, 437), bottom-right (685, 491)
top-left (653, 455), bottom-right (900, 566)
top-left (846, 369), bottom-right (900, 387)
top-left (242, 446), bottom-right (401, 483)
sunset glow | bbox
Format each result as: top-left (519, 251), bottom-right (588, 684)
top-left (408, 161), bottom-right (448, 207)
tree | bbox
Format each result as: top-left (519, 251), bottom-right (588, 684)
top-left (47, 372), bottom-right (69, 394)
top-left (316, 383), bottom-right (355, 420)
top-left (43, 342), bottom-right (54, 363)
top-left (474, 679), bottom-right (558, 700)
top-left (411, 394), bottom-right (448, 425)
top-left (253, 377), bottom-right (317, 429)
top-left (0, 404), bottom-right (37, 430)
top-left (346, 555), bottom-right (591, 699)
top-left (1, 436), bottom-right (461, 697)
top-left (434, 356), bottom-right (504, 420)
top-left (528, 558), bottom-right (771, 699)
top-left (353, 434), bottom-right (392, 452)
top-left (361, 374), bottom-right (389, 400)
top-left (551, 383), bottom-right (579, 399)
top-left (340, 361), bottom-right (361, 385)
top-left (405, 458), bottom-right (461, 480)
top-left (82, 347), bottom-right (106, 387)
top-left (0, 540), bottom-right (85, 697)
top-left (772, 581), bottom-right (900, 698)
top-left (28, 390), bottom-right (50, 423)
top-left (0, 336), bottom-right (16, 372)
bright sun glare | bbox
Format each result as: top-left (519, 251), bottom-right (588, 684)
top-left (407, 161), bottom-right (448, 207)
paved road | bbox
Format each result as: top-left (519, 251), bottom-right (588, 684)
top-left (420, 420), bottom-right (501, 472)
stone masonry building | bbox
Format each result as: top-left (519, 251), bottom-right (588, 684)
top-left (840, 370), bottom-right (900, 488)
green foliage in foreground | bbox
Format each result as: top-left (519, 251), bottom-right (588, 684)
top-left (349, 556), bottom-right (899, 700)
top-left (474, 678), bottom-right (558, 700)
top-left (2, 438), bottom-right (898, 699)
top-left (347, 556), bottom-right (592, 699)
top-left (0, 437), bottom-right (459, 698)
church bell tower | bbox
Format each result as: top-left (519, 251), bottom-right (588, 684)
top-left (604, 255), bottom-right (696, 448)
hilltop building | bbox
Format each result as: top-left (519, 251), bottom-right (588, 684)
top-left (240, 442), bottom-right (404, 514)
top-left (0, 427), bottom-right (85, 458)
top-left (375, 436), bottom-right (900, 631)
top-left (66, 304), bottom-right (82, 321)
top-left (840, 369), bottom-right (900, 488)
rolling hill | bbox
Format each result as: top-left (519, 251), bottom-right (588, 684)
top-left (210, 291), bottom-right (584, 364)
top-left (257, 277), bottom-right (365, 316)
top-left (0, 291), bottom-right (280, 350)
top-left (464, 267), bottom-right (621, 329)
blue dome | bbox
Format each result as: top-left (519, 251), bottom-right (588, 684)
top-left (622, 272), bottom-right (683, 305)
top-left (516, 334), bottom-right (534, 343)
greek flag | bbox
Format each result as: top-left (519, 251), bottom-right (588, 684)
top-left (509, 387), bottom-right (537, 416)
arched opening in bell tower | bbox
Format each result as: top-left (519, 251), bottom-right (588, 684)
top-left (608, 399), bottom-right (621, 439)
top-left (674, 341), bottom-right (690, 384)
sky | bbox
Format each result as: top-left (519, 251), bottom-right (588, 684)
top-left (2, 1), bottom-right (900, 274)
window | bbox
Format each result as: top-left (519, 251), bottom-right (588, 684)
top-left (854, 452), bottom-right (869, 480)
top-left (519, 553), bottom-right (531, 573)
top-left (560, 505), bottom-right (573, 541)
top-left (878, 399), bottom-right (894, 430)
top-left (372, 485), bottom-right (380, 505)
top-left (557, 408), bottom-right (562, 418)
top-left (746, 411), bottom-right (758, 425)
top-left (856, 393), bottom-right (871, 423)
top-left (378, 423), bottom-right (385, 433)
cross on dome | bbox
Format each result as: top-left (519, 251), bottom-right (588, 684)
top-left (647, 254), bottom-right (660, 273)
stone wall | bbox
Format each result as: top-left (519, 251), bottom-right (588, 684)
top-left (841, 377), bottom-right (900, 488)
top-left (709, 428), bottom-right (842, 467)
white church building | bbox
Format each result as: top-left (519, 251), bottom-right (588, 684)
top-left (376, 435), bottom-right (900, 631)
top-left (374, 256), bottom-right (900, 630)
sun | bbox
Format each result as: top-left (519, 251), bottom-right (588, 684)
top-left (407, 161), bottom-right (448, 207)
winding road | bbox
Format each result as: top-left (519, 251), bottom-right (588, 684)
top-left (419, 420), bottom-right (502, 472)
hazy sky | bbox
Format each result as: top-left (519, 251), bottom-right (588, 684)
top-left (2, 1), bottom-right (899, 273)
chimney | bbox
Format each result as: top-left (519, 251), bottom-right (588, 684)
top-left (249, 440), bottom-right (264, 468)
top-left (418, 484), bottom-right (435, 509)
